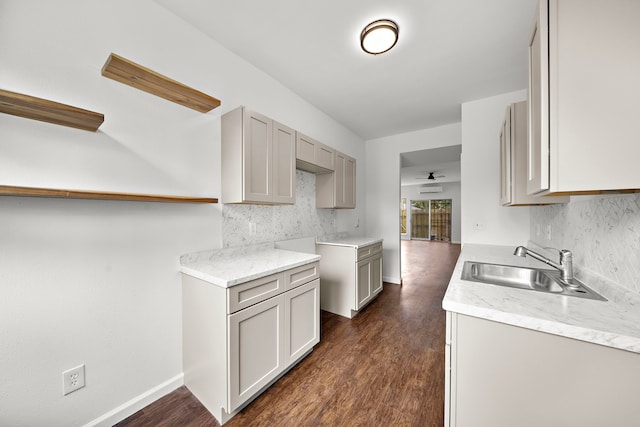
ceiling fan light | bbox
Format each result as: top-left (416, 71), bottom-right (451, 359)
top-left (360, 19), bottom-right (399, 55)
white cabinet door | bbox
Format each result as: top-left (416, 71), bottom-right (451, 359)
top-left (272, 121), bottom-right (296, 204)
top-left (526, 1), bottom-right (548, 195)
top-left (502, 102), bottom-right (568, 206)
top-left (295, 132), bottom-right (334, 174)
top-left (222, 106), bottom-right (295, 205)
top-left (356, 253), bottom-right (382, 309)
top-left (243, 109), bottom-right (273, 203)
top-left (316, 143), bottom-right (334, 171)
top-left (370, 253), bottom-right (383, 296)
top-left (499, 107), bottom-right (511, 206)
top-left (356, 258), bottom-right (372, 310)
top-left (295, 132), bottom-right (316, 165)
top-left (228, 294), bottom-right (285, 411)
top-left (528, 0), bottom-right (640, 195)
top-left (342, 154), bottom-right (356, 208)
top-left (284, 279), bottom-right (320, 365)
top-left (334, 152), bottom-right (346, 207)
top-left (316, 150), bottom-right (356, 209)
top-left (448, 313), bottom-right (640, 427)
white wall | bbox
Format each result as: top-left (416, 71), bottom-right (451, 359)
top-left (365, 124), bottom-right (461, 284)
top-left (0, 1), bottom-right (363, 425)
top-left (460, 90), bottom-right (530, 245)
top-left (401, 181), bottom-right (462, 243)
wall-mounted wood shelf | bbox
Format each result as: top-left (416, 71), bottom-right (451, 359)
top-left (101, 53), bottom-right (221, 113)
top-left (0, 89), bottom-right (104, 131)
top-left (0, 185), bottom-right (218, 204)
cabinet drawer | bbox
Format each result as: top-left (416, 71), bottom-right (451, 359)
top-left (228, 272), bottom-right (285, 314)
top-left (357, 242), bottom-right (382, 262)
top-left (285, 262), bottom-right (319, 290)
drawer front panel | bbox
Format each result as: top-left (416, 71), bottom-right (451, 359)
top-left (285, 262), bottom-right (319, 290)
top-left (357, 242), bottom-right (382, 262)
top-left (228, 272), bottom-right (285, 314)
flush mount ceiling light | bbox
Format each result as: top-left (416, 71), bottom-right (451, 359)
top-left (360, 19), bottom-right (399, 55)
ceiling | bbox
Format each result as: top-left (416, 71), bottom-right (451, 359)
top-left (400, 145), bottom-right (461, 187)
top-left (156, 0), bottom-right (537, 140)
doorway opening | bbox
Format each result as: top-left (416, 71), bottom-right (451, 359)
top-left (399, 145), bottom-right (461, 284)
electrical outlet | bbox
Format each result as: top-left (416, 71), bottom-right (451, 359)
top-left (473, 222), bottom-right (486, 231)
top-left (249, 222), bottom-right (257, 236)
top-left (62, 364), bottom-right (85, 395)
top-left (546, 225), bottom-right (552, 240)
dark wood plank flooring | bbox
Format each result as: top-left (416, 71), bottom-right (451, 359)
top-left (115, 240), bottom-right (461, 427)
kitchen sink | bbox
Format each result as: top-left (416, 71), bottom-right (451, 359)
top-left (461, 261), bottom-right (606, 301)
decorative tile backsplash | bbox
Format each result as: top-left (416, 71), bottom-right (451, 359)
top-left (222, 171), bottom-right (336, 248)
top-left (530, 194), bottom-right (640, 295)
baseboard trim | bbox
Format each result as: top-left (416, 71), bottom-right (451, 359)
top-left (383, 275), bottom-right (401, 285)
top-left (84, 373), bottom-right (184, 427)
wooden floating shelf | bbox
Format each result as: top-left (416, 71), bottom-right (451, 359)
top-left (101, 53), bottom-right (221, 113)
top-left (0, 185), bottom-right (218, 204)
top-left (0, 89), bottom-right (104, 132)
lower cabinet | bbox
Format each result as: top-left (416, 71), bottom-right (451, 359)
top-left (316, 241), bottom-right (382, 318)
top-left (228, 294), bottom-right (285, 412)
top-left (445, 312), bottom-right (640, 427)
top-left (284, 280), bottom-right (321, 365)
top-left (356, 251), bottom-right (382, 310)
top-left (182, 262), bottom-right (320, 425)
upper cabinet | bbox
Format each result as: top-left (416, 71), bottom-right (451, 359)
top-left (296, 133), bottom-right (334, 173)
top-left (317, 150), bottom-right (356, 209)
top-left (222, 107), bottom-right (295, 204)
top-left (527, 0), bottom-right (640, 195)
top-left (500, 101), bottom-right (568, 206)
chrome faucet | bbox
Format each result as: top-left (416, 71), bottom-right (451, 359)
top-left (514, 246), bottom-right (575, 285)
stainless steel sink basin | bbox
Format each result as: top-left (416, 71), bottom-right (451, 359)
top-left (461, 261), bottom-right (606, 301)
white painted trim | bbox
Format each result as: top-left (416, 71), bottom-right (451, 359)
top-left (383, 275), bottom-right (401, 285)
top-left (84, 374), bottom-right (184, 427)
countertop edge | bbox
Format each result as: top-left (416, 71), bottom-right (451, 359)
top-left (180, 253), bottom-right (321, 288)
top-left (442, 299), bottom-right (640, 354)
top-left (315, 237), bottom-right (383, 248)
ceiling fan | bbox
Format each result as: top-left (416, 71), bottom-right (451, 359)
top-left (416, 171), bottom-right (445, 181)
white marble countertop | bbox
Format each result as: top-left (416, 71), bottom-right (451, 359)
top-left (180, 243), bottom-right (321, 288)
top-left (315, 236), bottom-right (383, 248)
top-left (443, 244), bottom-right (640, 353)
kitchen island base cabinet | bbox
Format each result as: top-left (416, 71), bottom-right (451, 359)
top-left (316, 241), bottom-right (382, 319)
top-left (182, 264), bottom-right (319, 425)
top-left (445, 312), bottom-right (640, 427)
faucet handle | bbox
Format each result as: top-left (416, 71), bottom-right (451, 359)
top-left (542, 247), bottom-right (572, 261)
top-left (559, 249), bottom-right (572, 263)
